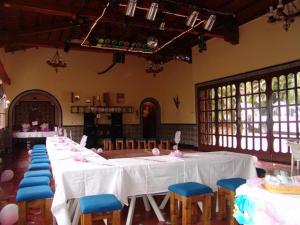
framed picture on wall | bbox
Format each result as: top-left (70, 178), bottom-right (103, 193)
top-left (71, 106), bottom-right (79, 113)
top-left (116, 93), bottom-right (125, 104)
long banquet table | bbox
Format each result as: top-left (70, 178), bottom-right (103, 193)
top-left (46, 137), bottom-right (257, 225)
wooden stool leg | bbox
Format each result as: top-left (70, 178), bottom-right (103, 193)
top-left (229, 192), bottom-right (237, 225)
top-left (170, 192), bottom-right (179, 225)
top-left (45, 198), bottom-right (53, 225)
top-left (112, 210), bottom-right (121, 225)
top-left (218, 188), bottom-right (226, 220)
top-left (81, 214), bottom-right (92, 225)
top-left (18, 202), bottom-right (26, 225)
top-left (202, 195), bottom-right (212, 225)
top-left (182, 197), bottom-right (192, 225)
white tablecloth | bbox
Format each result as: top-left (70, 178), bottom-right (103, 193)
top-left (236, 183), bottom-right (300, 225)
top-left (13, 131), bottom-right (56, 138)
top-left (46, 137), bottom-right (257, 225)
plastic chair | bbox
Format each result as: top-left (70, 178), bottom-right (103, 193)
top-left (288, 140), bottom-right (300, 176)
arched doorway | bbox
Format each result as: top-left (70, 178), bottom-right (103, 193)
top-left (8, 89), bottom-right (62, 131)
top-left (140, 98), bottom-right (161, 139)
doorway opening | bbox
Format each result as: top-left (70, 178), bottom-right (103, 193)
top-left (140, 98), bottom-right (160, 139)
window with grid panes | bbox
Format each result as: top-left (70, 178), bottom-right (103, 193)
top-left (198, 88), bottom-right (216, 146)
top-left (217, 84), bottom-right (237, 148)
top-left (271, 72), bottom-right (300, 154)
top-left (239, 79), bottom-right (268, 152)
top-left (196, 61), bottom-right (300, 163)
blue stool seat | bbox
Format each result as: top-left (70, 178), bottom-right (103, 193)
top-left (31, 155), bottom-right (48, 159)
top-left (79, 194), bottom-right (122, 214)
top-left (33, 144), bottom-right (46, 148)
top-left (31, 152), bottom-right (48, 156)
top-left (19, 176), bottom-right (50, 188)
top-left (31, 155), bottom-right (49, 159)
top-left (32, 158), bottom-right (51, 164)
top-left (32, 149), bottom-right (47, 153)
top-left (16, 185), bottom-right (53, 202)
top-left (168, 182), bottom-right (213, 197)
top-left (217, 178), bottom-right (246, 191)
top-left (29, 163), bottom-right (50, 170)
top-left (24, 170), bottom-right (51, 178)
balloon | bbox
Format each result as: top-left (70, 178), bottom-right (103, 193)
top-left (28, 150), bottom-right (32, 156)
top-left (174, 131), bottom-right (181, 144)
top-left (0, 204), bottom-right (19, 225)
top-left (152, 148), bottom-right (160, 156)
top-left (1, 170), bottom-right (14, 183)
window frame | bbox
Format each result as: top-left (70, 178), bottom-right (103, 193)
top-left (196, 60), bottom-right (300, 163)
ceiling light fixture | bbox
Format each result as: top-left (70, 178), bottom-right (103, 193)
top-left (146, 2), bottom-right (159, 21)
top-left (267, 0), bottom-right (300, 31)
top-left (186, 11), bottom-right (199, 27)
top-left (204, 14), bottom-right (216, 31)
top-left (46, 50), bottom-right (67, 73)
top-left (125, 0), bottom-right (137, 17)
top-left (159, 21), bottom-right (166, 30)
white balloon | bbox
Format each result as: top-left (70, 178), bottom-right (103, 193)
top-left (0, 204), bottom-right (19, 225)
top-left (174, 131), bottom-right (181, 144)
top-left (152, 148), bottom-right (160, 156)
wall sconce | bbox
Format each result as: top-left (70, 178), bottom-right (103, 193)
top-left (71, 92), bottom-right (80, 103)
top-left (173, 96), bottom-right (180, 109)
top-left (146, 2), bottom-right (159, 21)
top-left (125, 0), bottom-right (137, 17)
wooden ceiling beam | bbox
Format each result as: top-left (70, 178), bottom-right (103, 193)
top-left (2, 0), bottom-right (97, 19)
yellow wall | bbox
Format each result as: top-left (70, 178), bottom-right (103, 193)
top-left (192, 16), bottom-right (300, 83)
top-left (1, 15), bottom-right (300, 125)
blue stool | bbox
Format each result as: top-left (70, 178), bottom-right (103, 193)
top-left (24, 170), bottom-right (51, 178)
top-left (32, 158), bottom-right (51, 164)
top-left (168, 182), bottom-right (213, 225)
top-left (19, 176), bottom-right (50, 188)
top-left (217, 178), bottom-right (246, 225)
top-left (16, 185), bottom-right (53, 224)
top-left (31, 155), bottom-right (49, 159)
top-left (32, 149), bottom-right (47, 153)
top-left (79, 194), bottom-right (122, 225)
top-left (28, 163), bottom-right (50, 170)
top-left (33, 144), bottom-right (46, 149)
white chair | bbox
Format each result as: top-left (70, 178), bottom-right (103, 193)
top-left (79, 135), bottom-right (88, 147)
top-left (288, 140), bottom-right (300, 176)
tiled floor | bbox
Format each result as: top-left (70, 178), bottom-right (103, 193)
top-left (0, 148), bottom-right (294, 225)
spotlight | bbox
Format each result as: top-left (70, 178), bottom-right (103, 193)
top-left (204, 15), bottom-right (216, 31)
top-left (146, 2), bottom-right (159, 21)
top-left (125, 0), bottom-right (137, 17)
top-left (186, 11), bottom-right (199, 27)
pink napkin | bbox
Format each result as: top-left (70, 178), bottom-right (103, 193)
top-left (169, 150), bottom-right (183, 158)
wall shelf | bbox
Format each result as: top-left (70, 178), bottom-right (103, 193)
top-left (70, 105), bottom-right (134, 114)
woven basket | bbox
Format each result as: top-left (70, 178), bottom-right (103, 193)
top-left (263, 182), bottom-right (300, 194)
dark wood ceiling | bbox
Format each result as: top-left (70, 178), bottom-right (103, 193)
top-left (0, 0), bottom-right (285, 62)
